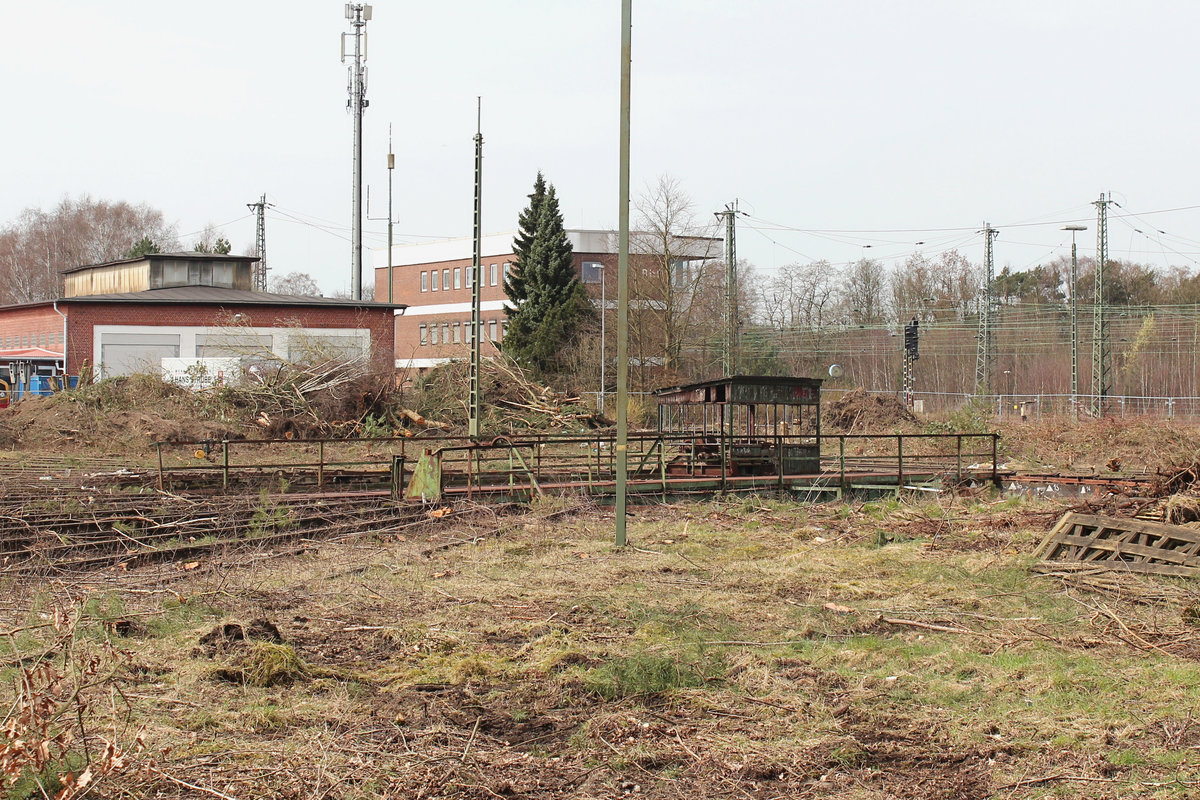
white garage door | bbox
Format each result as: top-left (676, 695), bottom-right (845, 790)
top-left (100, 332), bottom-right (181, 377)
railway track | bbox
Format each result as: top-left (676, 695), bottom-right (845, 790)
top-left (0, 449), bottom-right (1185, 576)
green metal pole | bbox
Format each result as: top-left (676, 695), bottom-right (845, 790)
top-left (614, 0), bottom-right (631, 547)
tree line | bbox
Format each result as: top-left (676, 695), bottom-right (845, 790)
top-left (0, 195), bottom-right (328, 303)
top-left (503, 173), bottom-right (1200, 405)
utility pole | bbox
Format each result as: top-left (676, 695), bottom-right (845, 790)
top-left (1092, 193), bottom-right (1113, 417)
top-left (342, 4), bottom-right (372, 300)
top-left (387, 125), bottom-right (394, 304)
top-left (974, 223), bottom-right (998, 395)
top-left (1063, 224), bottom-right (1087, 420)
top-left (246, 193), bottom-right (270, 291)
top-left (468, 99), bottom-right (483, 440)
top-left (714, 201), bottom-right (743, 377)
top-left (614, 0), bottom-right (632, 548)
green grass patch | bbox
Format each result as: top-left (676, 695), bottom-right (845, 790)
top-left (581, 648), bottom-right (725, 699)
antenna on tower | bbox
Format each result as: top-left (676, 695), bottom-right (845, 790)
top-left (341, 4), bottom-right (372, 301)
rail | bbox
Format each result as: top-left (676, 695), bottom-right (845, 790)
top-left (152, 431), bottom-right (1000, 500)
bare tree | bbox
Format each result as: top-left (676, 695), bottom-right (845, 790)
top-left (629, 175), bottom-right (722, 382)
top-left (843, 257), bottom-right (888, 324)
top-left (0, 195), bottom-right (178, 303)
top-left (269, 272), bottom-right (323, 297)
top-left (758, 260), bottom-right (842, 329)
top-left (191, 222), bottom-right (232, 254)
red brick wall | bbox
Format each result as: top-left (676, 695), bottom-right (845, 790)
top-left (376, 255), bottom-right (514, 308)
top-left (60, 302), bottom-right (395, 375)
top-left (0, 304), bottom-right (66, 354)
top-left (395, 314), bottom-right (505, 363)
top-left (389, 252), bottom-right (622, 363)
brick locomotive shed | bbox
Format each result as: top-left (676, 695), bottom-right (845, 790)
top-left (0, 253), bottom-right (402, 383)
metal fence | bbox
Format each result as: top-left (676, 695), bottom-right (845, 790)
top-left (846, 390), bottom-right (1200, 419)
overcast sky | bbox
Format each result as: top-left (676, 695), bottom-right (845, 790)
top-left (4, 1), bottom-right (1199, 294)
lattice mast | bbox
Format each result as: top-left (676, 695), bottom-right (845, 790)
top-left (469, 99), bottom-right (484, 439)
top-left (246, 193), bottom-right (270, 291)
top-left (974, 223), bottom-right (998, 393)
top-left (1091, 193), bottom-right (1112, 416)
top-left (714, 201), bottom-right (741, 377)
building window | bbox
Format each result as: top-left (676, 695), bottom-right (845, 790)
top-left (489, 263), bottom-right (498, 286)
top-left (582, 261), bottom-right (603, 284)
top-left (452, 322), bottom-right (461, 343)
top-left (488, 320), bottom-right (497, 341)
top-left (502, 262), bottom-right (510, 284)
top-left (421, 271), bottom-right (428, 292)
top-left (431, 270), bottom-right (439, 291)
top-left (442, 269), bottom-right (450, 291)
top-left (419, 324), bottom-right (428, 345)
top-left (442, 322), bottom-right (450, 343)
top-left (500, 321), bottom-right (508, 340)
top-left (430, 324), bottom-right (439, 345)
top-left (466, 265), bottom-right (474, 288)
top-left (453, 267), bottom-right (461, 290)
top-left (671, 259), bottom-right (693, 288)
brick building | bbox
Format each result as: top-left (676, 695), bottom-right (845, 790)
top-left (0, 252), bottom-right (401, 385)
top-left (374, 229), bottom-right (721, 374)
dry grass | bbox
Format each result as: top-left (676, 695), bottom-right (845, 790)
top-left (5, 491), bottom-right (1200, 799)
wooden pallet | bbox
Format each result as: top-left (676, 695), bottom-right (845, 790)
top-left (1033, 512), bottom-right (1200, 578)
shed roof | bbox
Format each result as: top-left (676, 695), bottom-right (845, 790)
top-left (654, 375), bottom-right (822, 405)
top-left (60, 252), bottom-right (259, 275)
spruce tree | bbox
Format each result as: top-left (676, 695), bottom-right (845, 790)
top-left (504, 172), bottom-right (546, 305)
top-left (503, 175), bottom-right (595, 376)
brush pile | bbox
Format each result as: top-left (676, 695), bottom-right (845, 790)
top-left (413, 355), bottom-right (609, 433)
top-left (236, 354), bottom-right (394, 439)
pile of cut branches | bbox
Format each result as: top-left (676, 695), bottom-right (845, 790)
top-left (231, 354), bottom-right (395, 439)
top-left (413, 355), bottom-right (609, 433)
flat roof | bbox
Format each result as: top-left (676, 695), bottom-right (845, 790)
top-left (375, 229), bottom-right (724, 269)
top-left (57, 286), bottom-right (405, 309)
top-left (60, 251), bottom-right (259, 275)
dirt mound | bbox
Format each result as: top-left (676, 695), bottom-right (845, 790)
top-left (824, 388), bottom-right (919, 432)
top-left (1, 377), bottom-right (242, 453)
top-left (198, 618), bottom-right (285, 653)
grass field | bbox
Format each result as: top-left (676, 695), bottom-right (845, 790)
top-left (5, 488), bottom-right (1200, 799)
